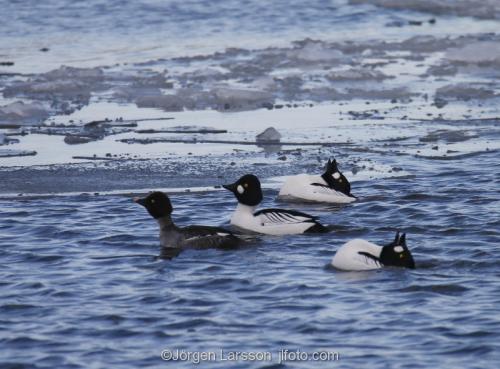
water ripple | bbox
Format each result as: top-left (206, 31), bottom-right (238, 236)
top-left (1, 144), bottom-right (500, 369)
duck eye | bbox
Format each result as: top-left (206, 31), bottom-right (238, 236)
top-left (400, 253), bottom-right (404, 259)
top-left (151, 199), bottom-right (155, 204)
top-left (244, 183), bottom-right (248, 188)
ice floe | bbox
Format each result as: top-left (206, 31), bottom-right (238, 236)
top-left (0, 101), bottom-right (50, 126)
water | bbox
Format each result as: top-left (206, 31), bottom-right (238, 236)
top-left (1, 150), bottom-right (499, 368)
top-left (2, 0), bottom-right (499, 73)
top-left (2, 0), bottom-right (500, 367)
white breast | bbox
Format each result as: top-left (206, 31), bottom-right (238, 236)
top-left (230, 203), bottom-right (314, 235)
top-left (331, 239), bottom-right (383, 271)
top-left (278, 174), bottom-right (355, 204)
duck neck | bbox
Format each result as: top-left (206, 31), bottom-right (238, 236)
top-left (156, 215), bottom-right (175, 230)
top-left (156, 216), bottom-right (182, 248)
top-left (321, 173), bottom-right (335, 188)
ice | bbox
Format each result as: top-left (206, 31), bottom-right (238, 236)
top-left (211, 87), bottom-right (274, 111)
top-left (344, 87), bottom-right (413, 100)
top-left (419, 129), bottom-right (479, 143)
top-left (327, 68), bottom-right (390, 81)
top-left (288, 40), bottom-right (345, 62)
top-left (435, 83), bottom-right (496, 101)
top-left (136, 94), bottom-right (189, 112)
top-left (4, 67), bottom-right (107, 102)
top-left (43, 66), bottom-right (104, 81)
top-left (64, 135), bottom-right (96, 145)
top-left (256, 127), bottom-right (282, 142)
top-left (2, 66), bottom-right (108, 115)
top-left (2, 34), bottom-right (500, 120)
top-left (134, 87), bottom-right (274, 112)
top-left (0, 149), bottom-right (37, 158)
top-left (0, 101), bottom-right (50, 126)
top-left (425, 63), bottom-right (458, 77)
top-left (445, 42), bottom-right (500, 65)
top-left (114, 86), bottom-right (163, 101)
top-left (399, 35), bottom-right (450, 53)
top-left (0, 134), bottom-right (19, 146)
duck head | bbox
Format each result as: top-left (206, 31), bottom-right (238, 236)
top-left (223, 174), bottom-right (263, 206)
top-left (321, 158), bottom-right (353, 197)
top-left (134, 191), bottom-right (173, 219)
top-left (380, 232), bottom-right (415, 269)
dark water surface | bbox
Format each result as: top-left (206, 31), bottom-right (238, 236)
top-left (1, 151), bottom-right (499, 368)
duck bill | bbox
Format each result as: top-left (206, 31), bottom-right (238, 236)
top-left (222, 182), bottom-right (237, 193)
top-left (133, 197), bottom-right (147, 206)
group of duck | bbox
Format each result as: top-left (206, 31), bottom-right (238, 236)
top-left (134, 158), bottom-right (415, 271)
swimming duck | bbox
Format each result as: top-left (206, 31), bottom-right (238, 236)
top-left (223, 174), bottom-right (327, 235)
top-left (134, 191), bottom-right (241, 251)
top-left (279, 158), bottom-right (356, 203)
top-left (331, 232), bottom-right (415, 271)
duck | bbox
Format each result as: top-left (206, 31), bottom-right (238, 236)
top-left (223, 174), bottom-right (327, 235)
top-left (134, 191), bottom-right (241, 252)
top-left (331, 232), bottom-right (415, 271)
top-left (278, 158), bottom-right (356, 203)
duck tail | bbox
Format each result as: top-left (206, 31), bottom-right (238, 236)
top-left (305, 222), bottom-right (329, 233)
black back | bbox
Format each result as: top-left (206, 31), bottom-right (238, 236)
top-left (135, 192), bottom-right (173, 219)
top-left (254, 208), bottom-right (318, 220)
top-left (320, 158), bottom-right (352, 196)
top-left (223, 174), bottom-right (263, 206)
top-left (379, 232), bottom-right (415, 269)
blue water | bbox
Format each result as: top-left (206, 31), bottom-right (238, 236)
top-left (1, 151), bottom-right (499, 368)
top-left (2, 0), bottom-right (500, 367)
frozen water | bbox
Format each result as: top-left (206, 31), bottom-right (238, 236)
top-left (256, 127), bottom-right (282, 142)
top-left (435, 83), bottom-right (496, 101)
top-left (43, 65), bottom-right (104, 81)
top-left (327, 68), bottom-right (391, 81)
top-left (287, 40), bottom-right (346, 62)
top-left (445, 41), bottom-right (500, 65)
top-left (211, 87), bottom-right (274, 111)
top-left (0, 101), bottom-right (50, 126)
top-left (136, 94), bottom-right (189, 112)
top-left (2, 34), bottom-right (500, 116)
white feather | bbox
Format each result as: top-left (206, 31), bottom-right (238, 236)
top-left (278, 174), bottom-right (356, 204)
top-left (331, 239), bottom-right (383, 271)
top-left (230, 203), bottom-right (316, 235)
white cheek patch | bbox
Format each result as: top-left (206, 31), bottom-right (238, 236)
top-left (332, 172), bottom-right (341, 180)
top-left (394, 246), bottom-right (404, 253)
top-left (237, 185), bottom-right (244, 194)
